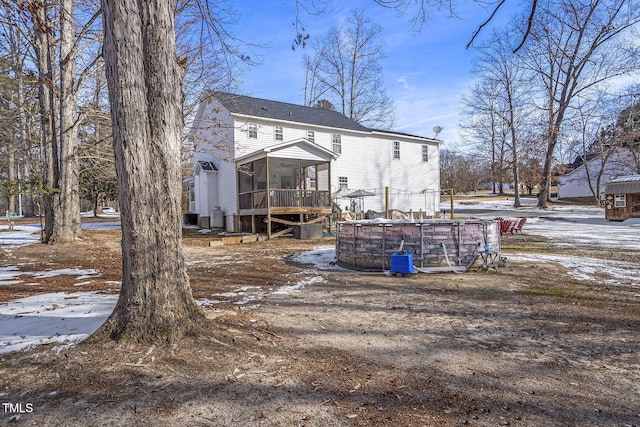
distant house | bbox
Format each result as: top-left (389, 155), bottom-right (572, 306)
top-left (187, 92), bottom-right (441, 235)
top-left (604, 175), bottom-right (640, 221)
top-left (557, 149), bottom-right (638, 201)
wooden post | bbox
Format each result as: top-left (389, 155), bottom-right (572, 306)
top-left (385, 186), bottom-right (389, 219)
top-left (266, 157), bottom-right (272, 239)
top-left (450, 189), bottom-right (454, 219)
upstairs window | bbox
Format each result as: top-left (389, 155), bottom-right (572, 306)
top-left (393, 141), bottom-right (400, 159)
top-left (307, 130), bottom-right (315, 143)
top-left (247, 123), bottom-right (258, 139)
top-left (422, 144), bottom-right (429, 162)
top-left (274, 126), bottom-right (283, 141)
top-left (332, 134), bottom-right (342, 154)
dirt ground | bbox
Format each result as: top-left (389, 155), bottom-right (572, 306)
top-left (1, 219), bottom-right (639, 426)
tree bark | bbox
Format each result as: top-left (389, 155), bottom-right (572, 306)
top-left (98, 0), bottom-right (207, 342)
top-left (52, 0), bottom-right (82, 242)
top-left (31, 0), bottom-right (58, 239)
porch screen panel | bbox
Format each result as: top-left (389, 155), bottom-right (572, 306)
top-left (253, 159), bottom-right (267, 190)
top-left (316, 163), bottom-right (329, 191)
top-left (238, 165), bottom-right (253, 193)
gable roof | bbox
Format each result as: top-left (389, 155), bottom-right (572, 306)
top-left (605, 175), bottom-right (640, 194)
top-left (195, 160), bottom-right (217, 174)
top-left (208, 91), bottom-right (371, 133)
top-left (235, 138), bottom-right (338, 164)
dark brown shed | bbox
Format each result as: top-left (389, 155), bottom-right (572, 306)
top-left (604, 175), bottom-right (640, 221)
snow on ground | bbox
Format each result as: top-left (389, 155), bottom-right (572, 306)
top-left (514, 254), bottom-right (640, 288)
top-left (272, 274), bottom-right (327, 295)
top-left (0, 267), bottom-right (100, 287)
top-left (449, 197), bottom-right (640, 251)
top-left (289, 247), bottom-right (347, 270)
top-left (1, 201), bottom-right (639, 354)
top-left (0, 225), bottom-right (43, 248)
top-left (0, 291), bottom-right (119, 355)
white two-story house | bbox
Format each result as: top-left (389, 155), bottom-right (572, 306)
top-left (188, 92), bottom-right (441, 236)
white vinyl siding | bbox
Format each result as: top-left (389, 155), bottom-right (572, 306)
top-left (193, 97), bottom-right (442, 227)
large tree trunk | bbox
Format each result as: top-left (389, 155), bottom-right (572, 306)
top-left (52, 0), bottom-right (82, 242)
top-left (98, 0), bottom-right (207, 342)
top-left (31, 0), bottom-right (58, 239)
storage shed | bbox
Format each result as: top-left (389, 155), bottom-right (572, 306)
top-left (604, 175), bottom-right (640, 221)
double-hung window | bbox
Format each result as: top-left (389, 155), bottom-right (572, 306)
top-left (307, 130), bottom-right (315, 143)
top-left (247, 123), bottom-right (258, 139)
top-left (332, 134), bottom-right (342, 154)
top-left (274, 126), bottom-right (283, 141)
top-left (393, 141), bottom-right (400, 160)
top-left (422, 144), bottom-right (429, 162)
top-left (614, 194), bottom-right (626, 208)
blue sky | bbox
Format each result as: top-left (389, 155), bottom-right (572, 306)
top-left (229, 0), bottom-right (521, 150)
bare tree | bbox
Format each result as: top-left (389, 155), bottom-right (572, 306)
top-left (0, 6), bottom-right (31, 215)
top-left (97, 0), bottom-right (207, 342)
top-left (563, 94), bottom-right (619, 204)
top-left (467, 27), bottom-right (532, 206)
top-left (370, 0), bottom-right (539, 51)
top-left (302, 8), bottom-right (394, 129)
top-left (27, 0), bottom-right (59, 237)
top-left (481, 29), bottom-right (531, 206)
top-left (461, 80), bottom-right (510, 194)
top-left (521, 0), bottom-right (640, 208)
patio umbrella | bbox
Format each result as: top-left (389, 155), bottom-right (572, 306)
top-left (345, 189), bottom-right (376, 198)
top-left (345, 190), bottom-right (376, 218)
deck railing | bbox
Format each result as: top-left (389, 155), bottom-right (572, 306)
top-left (239, 189), bottom-right (330, 210)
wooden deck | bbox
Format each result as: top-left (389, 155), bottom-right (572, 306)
top-left (239, 189), bottom-right (331, 216)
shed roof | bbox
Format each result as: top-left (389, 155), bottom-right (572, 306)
top-left (604, 175), bottom-right (640, 194)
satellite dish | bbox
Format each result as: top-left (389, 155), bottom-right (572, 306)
top-left (433, 126), bottom-right (443, 138)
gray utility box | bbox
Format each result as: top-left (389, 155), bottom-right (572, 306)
top-left (293, 223), bottom-right (323, 240)
top-left (210, 207), bottom-right (224, 229)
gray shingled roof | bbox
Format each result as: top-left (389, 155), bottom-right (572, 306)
top-left (209, 92), bottom-right (372, 133)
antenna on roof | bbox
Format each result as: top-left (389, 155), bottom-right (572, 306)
top-left (433, 126), bottom-right (442, 139)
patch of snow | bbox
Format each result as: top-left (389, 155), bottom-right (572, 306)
top-left (33, 268), bottom-right (100, 279)
top-left (290, 246), bottom-right (345, 270)
top-left (511, 254), bottom-right (640, 288)
top-left (0, 291), bottom-right (118, 354)
top-left (0, 225), bottom-right (42, 248)
top-left (0, 266), bottom-right (100, 286)
top-left (272, 276), bottom-right (326, 295)
top-left (73, 281), bottom-right (93, 287)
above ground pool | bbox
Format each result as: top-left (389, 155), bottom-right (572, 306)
top-left (335, 219), bottom-right (501, 271)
